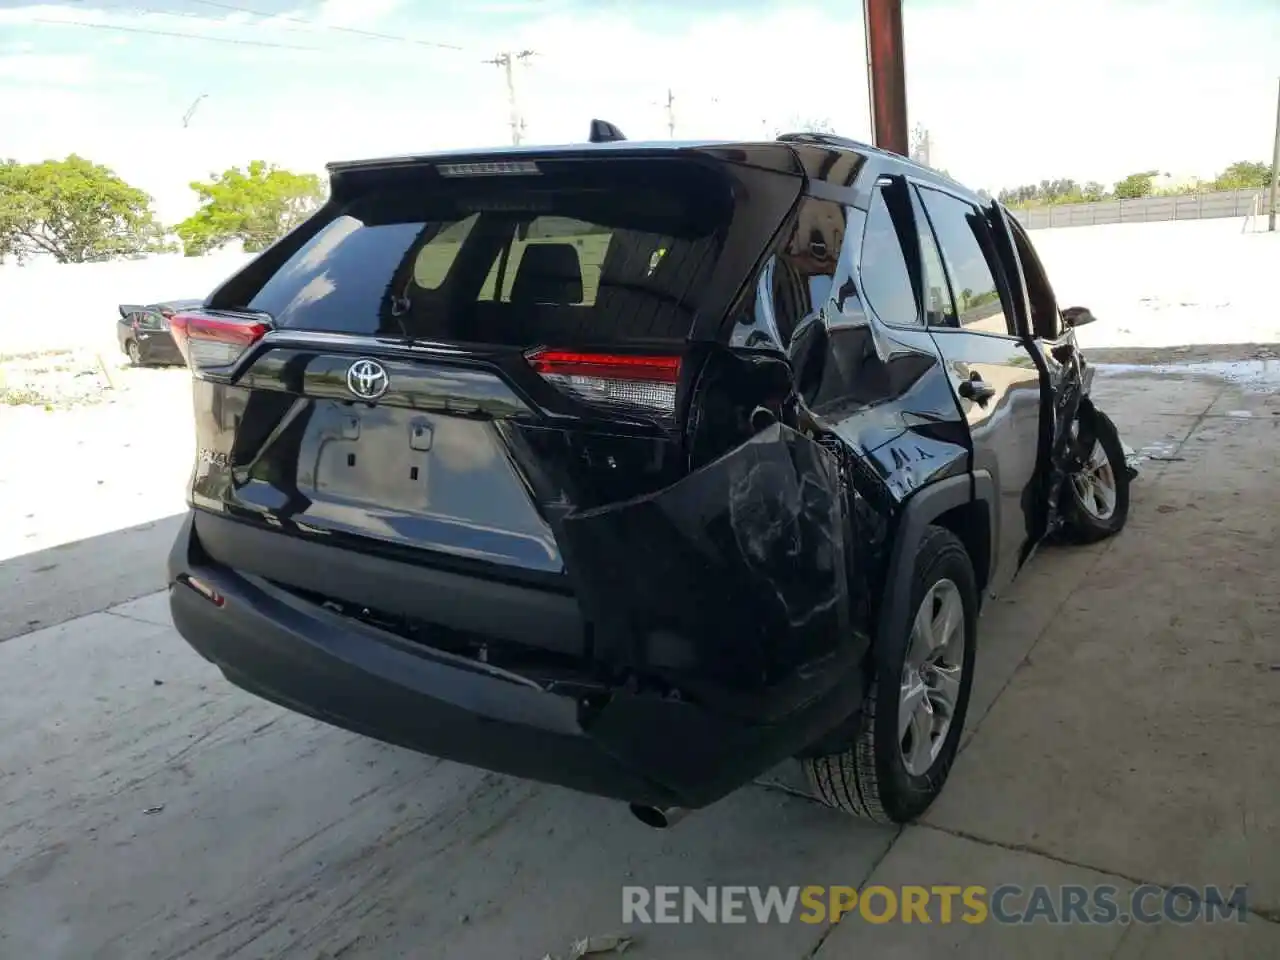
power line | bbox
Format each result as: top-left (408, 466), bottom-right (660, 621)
top-left (186, 0), bottom-right (466, 51)
top-left (51, 0), bottom-right (468, 53)
top-left (31, 17), bottom-right (324, 50)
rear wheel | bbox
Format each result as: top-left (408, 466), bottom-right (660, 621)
top-left (1060, 408), bottom-right (1129, 544)
top-left (802, 526), bottom-right (977, 824)
top-left (126, 340), bottom-right (143, 366)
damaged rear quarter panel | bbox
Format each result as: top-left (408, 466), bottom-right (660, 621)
top-left (558, 422), bottom-right (863, 725)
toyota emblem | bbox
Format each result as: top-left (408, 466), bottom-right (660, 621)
top-left (346, 358), bottom-right (389, 401)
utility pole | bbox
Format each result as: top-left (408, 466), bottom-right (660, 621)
top-left (1269, 75), bottom-right (1279, 232)
top-left (485, 50), bottom-right (536, 146)
top-left (665, 88), bottom-right (676, 139)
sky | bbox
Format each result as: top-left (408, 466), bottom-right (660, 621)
top-left (1, 0), bottom-right (1278, 224)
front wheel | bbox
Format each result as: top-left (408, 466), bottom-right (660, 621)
top-left (802, 525), bottom-right (978, 824)
top-left (126, 340), bottom-right (143, 366)
top-left (1060, 408), bottom-right (1130, 544)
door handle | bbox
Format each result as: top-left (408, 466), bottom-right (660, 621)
top-left (958, 376), bottom-right (996, 404)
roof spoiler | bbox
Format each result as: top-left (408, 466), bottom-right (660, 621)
top-left (776, 132), bottom-right (875, 151)
top-left (589, 119), bottom-right (627, 144)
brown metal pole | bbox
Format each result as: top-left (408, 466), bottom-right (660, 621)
top-left (863, 0), bottom-right (909, 156)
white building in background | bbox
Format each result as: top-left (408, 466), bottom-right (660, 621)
top-left (1149, 172), bottom-right (1205, 193)
top-left (909, 124), bottom-right (932, 168)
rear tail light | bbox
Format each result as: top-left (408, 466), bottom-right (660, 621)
top-left (170, 312), bottom-right (269, 373)
top-left (525, 348), bottom-right (681, 416)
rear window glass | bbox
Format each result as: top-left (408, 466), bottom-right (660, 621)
top-left (242, 160), bottom-right (732, 346)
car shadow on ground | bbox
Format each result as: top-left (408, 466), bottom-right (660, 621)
top-left (0, 510), bottom-right (1113, 960)
top-left (0, 513), bottom-right (186, 642)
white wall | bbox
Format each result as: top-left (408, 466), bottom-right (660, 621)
top-left (1030, 218), bottom-right (1280, 350)
top-left (0, 250), bottom-right (255, 357)
top-left (2, 217), bottom-right (1277, 359)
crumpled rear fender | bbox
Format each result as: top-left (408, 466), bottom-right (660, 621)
top-left (558, 422), bottom-right (866, 727)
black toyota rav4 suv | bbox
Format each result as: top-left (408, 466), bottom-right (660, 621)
top-left (167, 128), bottom-right (1131, 827)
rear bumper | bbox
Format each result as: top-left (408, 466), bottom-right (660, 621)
top-left (168, 511), bottom-right (862, 809)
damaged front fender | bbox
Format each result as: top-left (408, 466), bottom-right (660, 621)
top-left (558, 423), bottom-right (867, 727)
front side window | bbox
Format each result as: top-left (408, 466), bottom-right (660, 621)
top-left (1007, 216), bottom-right (1061, 339)
top-left (916, 187), bottom-right (1013, 336)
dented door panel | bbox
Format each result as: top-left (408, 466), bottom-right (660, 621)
top-left (746, 196), bottom-right (971, 513)
top-left (558, 423), bottom-right (862, 724)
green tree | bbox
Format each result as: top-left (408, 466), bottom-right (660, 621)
top-left (1080, 181), bottom-right (1107, 202)
top-left (1212, 160), bottom-right (1271, 190)
top-left (1113, 170), bottom-right (1157, 200)
top-left (0, 155), bottom-right (170, 264)
top-left (175, 160), bottom-right (326, 256)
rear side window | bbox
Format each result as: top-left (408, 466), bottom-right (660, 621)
top-left (240, 160), bottom-right (733, 346)
top-left (859, 187), bottom-right (919, 327)
top-left (770, 197), bottom-right (844, 343)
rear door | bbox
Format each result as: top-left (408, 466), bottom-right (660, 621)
top-left (908, 182), bottom-right (1044, 593)
top-left (136, 310), bottom-right (181, 362)
top-left (118, 305), bottom-right (141, 350)
top-left (191, 157), bottom-right (745, 575)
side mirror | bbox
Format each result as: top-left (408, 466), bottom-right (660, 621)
top-left (1062, 306), bottom-right (1097, 328)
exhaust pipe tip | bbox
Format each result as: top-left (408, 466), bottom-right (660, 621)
top-left (629, 803), bottom-right (689, 829)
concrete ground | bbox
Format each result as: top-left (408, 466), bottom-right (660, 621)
top-left (0, 363), bottom-right (192, 641)
top-left (1, 360), bottom-right (1277, 959)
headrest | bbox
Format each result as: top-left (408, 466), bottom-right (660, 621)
top-left (510, 243), bottom-right (584, 305)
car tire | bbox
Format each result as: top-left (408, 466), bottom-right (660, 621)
top-left (802, 525), bottom-right (978, 824)
top-left (1060, 408), bottom-right (1130, 544)
top-left (126, 340), bottom-right (143, 366)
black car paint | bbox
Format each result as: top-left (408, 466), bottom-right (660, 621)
top-left (117, 300), bottom-right (202, 365)
top-left (169, 136), bottom-right (1095, 810)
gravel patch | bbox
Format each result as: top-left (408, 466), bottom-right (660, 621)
top-left (0, 349), bottom-right (128, 409)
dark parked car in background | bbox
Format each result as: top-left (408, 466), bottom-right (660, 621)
top-left (164, 127), bottom-right (1133, 829)
top-left (116, 300), bottom-right (203, 366)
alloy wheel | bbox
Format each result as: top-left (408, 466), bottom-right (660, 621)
top-left (1071, 438), bottom-right (1117, 521)
top-left (898, 578), bottom-right (966, 776)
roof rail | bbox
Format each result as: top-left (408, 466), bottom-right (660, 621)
top-left (589, 119), bottom-right (627, 143)
top-left (776, 132), bottom-right (876, 151)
